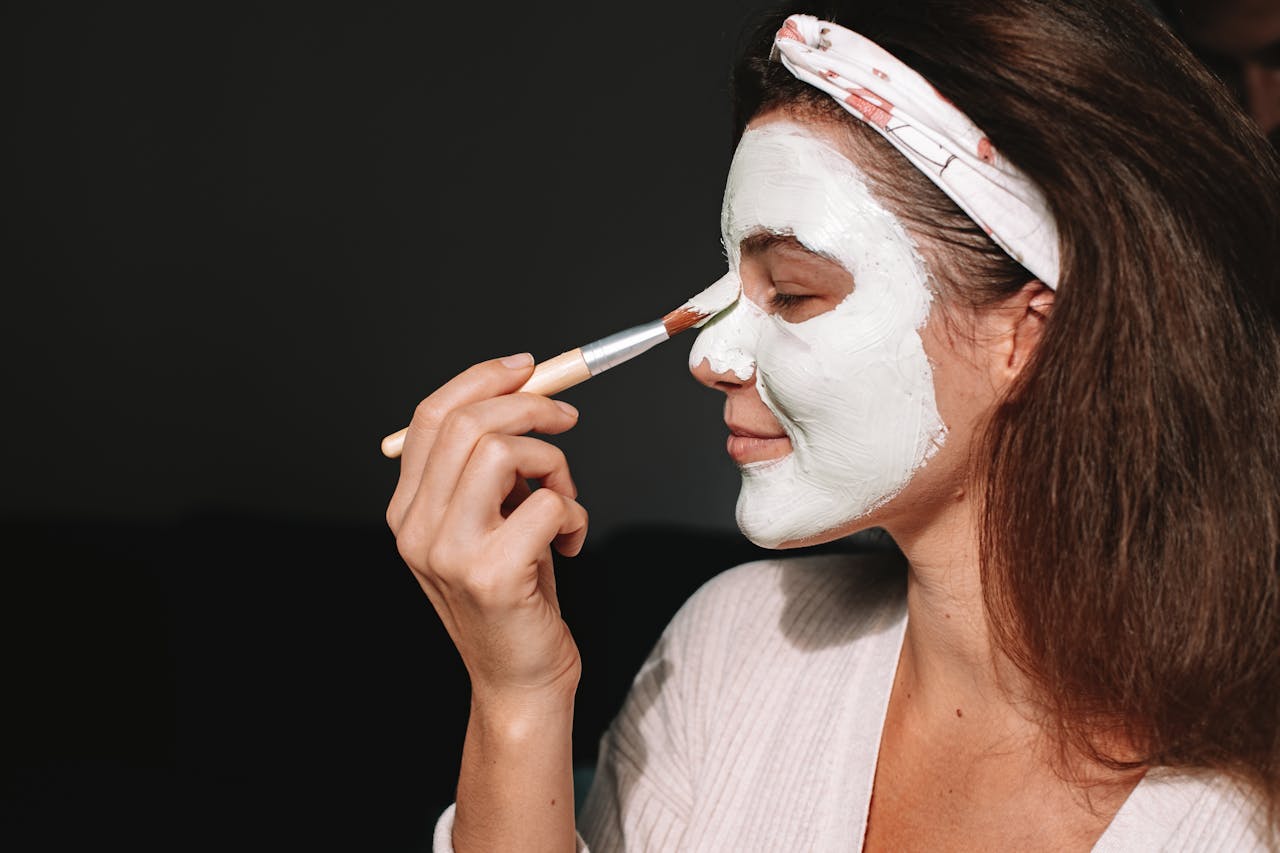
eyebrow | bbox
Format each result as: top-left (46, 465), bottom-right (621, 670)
top-left (739, 231), bottom-right (803, 255)
top-left (738, 231), bottom-right (840, 265)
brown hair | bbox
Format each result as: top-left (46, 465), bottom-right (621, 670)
top-left (733, 0), bottom-right (1280, 835)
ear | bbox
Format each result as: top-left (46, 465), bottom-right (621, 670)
top-left (997, 280), bottom-right (1054, 382)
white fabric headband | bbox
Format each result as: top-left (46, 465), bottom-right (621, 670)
top-left (772, 14), bottom-right (1061, 289)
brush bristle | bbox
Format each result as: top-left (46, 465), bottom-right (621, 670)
top-left (662, 306), bottom-right (707, 337)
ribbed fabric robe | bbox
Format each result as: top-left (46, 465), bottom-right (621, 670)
top-left (435, 554), bottom-right (1271, 851)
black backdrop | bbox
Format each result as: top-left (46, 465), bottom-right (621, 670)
top-left (6, 3), bottom-right (807, 850)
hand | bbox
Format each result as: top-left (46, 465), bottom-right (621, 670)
top-left (386, 353), bottom-right (588, 703)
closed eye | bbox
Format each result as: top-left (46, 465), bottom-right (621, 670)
top-left (768, 292), bottom-right (811, 310)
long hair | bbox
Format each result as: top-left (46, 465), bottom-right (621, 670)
top-left (732, 0), bottom-right (1280, 832)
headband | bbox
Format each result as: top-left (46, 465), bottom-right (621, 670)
top-left (772, 14), bottom-right (1061, 289)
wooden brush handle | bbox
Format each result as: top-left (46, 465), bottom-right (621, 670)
top-left (517, 348), bottom-right (592, 396)
top-left (380, 349), bottom-right (591, 459)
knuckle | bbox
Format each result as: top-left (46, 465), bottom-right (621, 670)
top-left (473, 432), bottom-right (512, 467)
top-left (528, 486), bottom-right (565, 516)
top-left (425, 540), bottom-right (457, 574)
top-left (395, 525), bottom-right (429, 567)
top-left (461, 571), bottom-right (508, 606)
top-left (548, 444), bottom-right (568, 470)
top-left (412, 397), bottom-right (447, 429)
top-left (440, 408), bottom-right (480, 442)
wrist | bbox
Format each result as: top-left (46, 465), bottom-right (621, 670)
top-left (469, 661), bottom-right (580, 711)
top-left (469, 683), bottom-right (577, 735)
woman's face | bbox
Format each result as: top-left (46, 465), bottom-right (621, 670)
top-left (689, 113), bottom-right (1001, 549)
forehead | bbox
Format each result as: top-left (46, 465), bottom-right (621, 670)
top-left (727, 124), bottom-right (845, 197)
top-left (721, 119), bottom-right (887, 257)
top-left (727, 118), bottom-right (858, 185)
top-left (744, 109), bottom-right (854, 150)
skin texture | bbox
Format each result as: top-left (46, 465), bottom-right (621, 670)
top-left (690, 111), bottom-right (1145, 849)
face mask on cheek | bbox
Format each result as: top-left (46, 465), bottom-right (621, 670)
top-left (689, 122), bottom-right (947, 548)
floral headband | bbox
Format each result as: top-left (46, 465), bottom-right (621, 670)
top-left (772, 14), bottom-right (1061, 288)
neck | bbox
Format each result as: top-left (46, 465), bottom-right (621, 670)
top-left (883, 490), bottom-right (1148, 784)
top-left (884, 490), bottom-right (1037, 745)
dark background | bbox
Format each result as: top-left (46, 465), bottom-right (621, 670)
top-left (6, 2), bottom-right (795, 850)
top-left (10, 2), bottom-right (1246, 849)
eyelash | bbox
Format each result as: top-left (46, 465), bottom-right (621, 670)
top-left (768, 292), bottom-right (810, 310)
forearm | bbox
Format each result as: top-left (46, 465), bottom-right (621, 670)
top-left (453, 689), bottom-right (578, 853)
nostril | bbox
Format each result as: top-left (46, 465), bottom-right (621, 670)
top-left (691, 353), bottom-right (755, 383)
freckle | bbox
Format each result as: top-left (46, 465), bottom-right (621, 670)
top-left (956, 708), bottom-right (963, 717)
top-left (945, 613), bottom-right (950, 618)
top-left (551, 799), bottom-right (556, 806)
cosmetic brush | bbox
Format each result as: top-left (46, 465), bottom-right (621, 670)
top-left (380, 272), bottom-right (738, 459)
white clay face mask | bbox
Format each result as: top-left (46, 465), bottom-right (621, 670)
top-left (688, 121), bottom-right (945, 548)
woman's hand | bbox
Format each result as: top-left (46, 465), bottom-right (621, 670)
top-left (386, 353), bottom-right (588, 704)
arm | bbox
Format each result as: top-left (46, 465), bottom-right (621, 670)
top-left (453, 690), bottom-right (578, 852)
top-left (385, 355), bottom-right (589, 853)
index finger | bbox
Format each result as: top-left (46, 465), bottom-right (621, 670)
top-left (389, 353), bottom-right (536, 525)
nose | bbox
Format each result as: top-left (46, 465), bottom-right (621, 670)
top-left (688, 306), bottom-right (759, 392)
top-left (686, 280), bottom-right (763, 395)
top-left (690, 352), bottom-right (755, 394)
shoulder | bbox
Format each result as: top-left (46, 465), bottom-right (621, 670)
top-left (658, 550), bottom-right (907, 677)
top-left (1098, 767), bottom-right (1275, 852)
top-left (675, 550), bottom-right (906, 635)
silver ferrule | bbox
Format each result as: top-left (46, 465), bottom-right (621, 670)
top-left (580, 319), bottom-right (670, 377)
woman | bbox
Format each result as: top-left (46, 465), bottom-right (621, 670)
top-left (387, 1), bottom-right (1280, 849)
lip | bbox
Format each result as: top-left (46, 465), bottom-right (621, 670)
top-left (726, 423), bottom-right (791, 464)
top-left (726, 422), bottom-right (786, 439)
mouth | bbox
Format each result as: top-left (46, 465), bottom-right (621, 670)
top-left (726, 425), bottom-right (792, 465)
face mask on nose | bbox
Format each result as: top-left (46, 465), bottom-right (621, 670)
top-left (689, 122), bottom-right (947, 548)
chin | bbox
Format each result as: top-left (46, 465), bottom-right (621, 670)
top-left (737, 510), bottom-right (886, 550)
top-left (732, 445), bottom-right (917, 550)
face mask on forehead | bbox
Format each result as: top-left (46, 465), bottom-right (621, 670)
top-left (689, 122), bottom-right (947, 548)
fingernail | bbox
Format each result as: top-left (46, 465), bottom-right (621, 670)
top-left (554, 400), bottom-right (578, 418)
top-left (501, 352), bottom-right (534, 369)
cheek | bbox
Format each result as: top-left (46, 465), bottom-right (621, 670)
top-left (755, 291), bottom-right (923, 421)
top-left (919, 321), bottom-right (996, 439)
top-left (753, 289), bottom-right (946, 484)
top-left (753, 322), bottom-right (836, 424)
